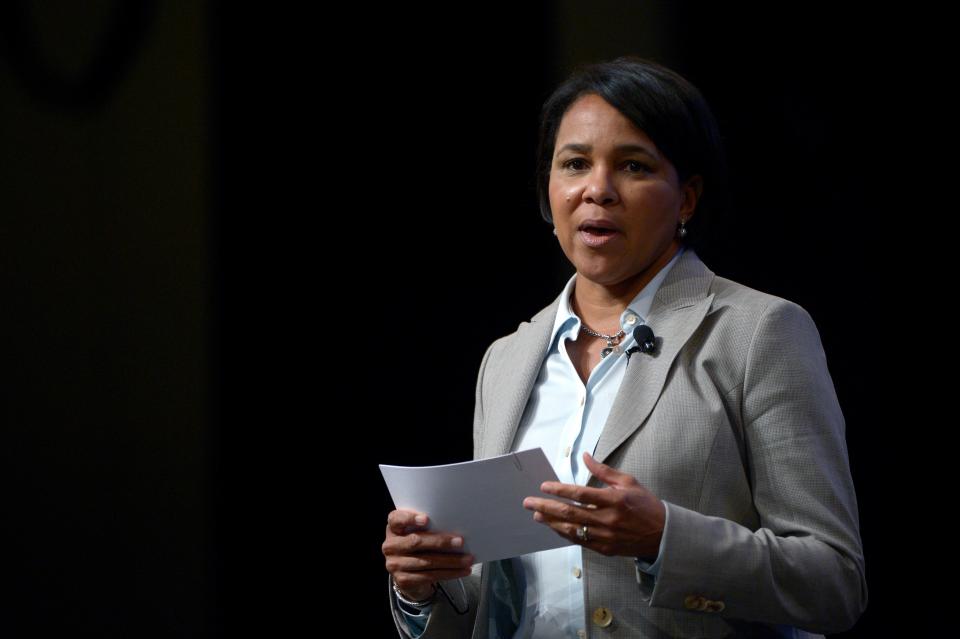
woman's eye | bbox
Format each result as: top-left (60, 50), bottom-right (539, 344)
top-left (561, 158), bottom-right (650, 173)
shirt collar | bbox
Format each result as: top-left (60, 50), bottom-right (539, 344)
top-left (549, 245), bottom-right (686, 349)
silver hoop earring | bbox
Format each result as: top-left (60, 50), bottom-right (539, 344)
top-left (553, 227), bottom-right (558, 236)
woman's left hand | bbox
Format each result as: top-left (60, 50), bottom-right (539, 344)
top-left (522, 451), bottom-right (666, 559)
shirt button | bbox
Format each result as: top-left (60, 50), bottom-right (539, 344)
top-left (564, 446), bottom-right (572, 457)
top-left (577, 630), bottom-right (587, 639)
top-left (572, 567), bottom-right (582, 578)
top-left (580, 395), bottom-right (585, 406)
top-left (592, 607), bottom-right (613, 628)
top-left (626, 315), bottom-right (637, 325)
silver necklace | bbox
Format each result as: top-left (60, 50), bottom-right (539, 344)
top-left (579, 323), bottom-right (625, 358)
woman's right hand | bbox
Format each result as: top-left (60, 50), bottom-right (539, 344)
top-left (382, 509), bottom-right (475, 602)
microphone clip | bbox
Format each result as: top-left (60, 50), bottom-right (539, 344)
top-left (625, 324), bottom-right (658, 365)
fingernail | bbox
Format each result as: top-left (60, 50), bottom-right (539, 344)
top-left (415, 515), bottom-right (427, 525)
top-left (452, 537), bottom-right (463, 547)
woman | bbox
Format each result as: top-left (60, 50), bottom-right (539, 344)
top-left (382, 56), bottom-right (867, 638)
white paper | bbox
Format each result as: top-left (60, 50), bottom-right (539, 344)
top-left (379, 447), bottom-right (576, 564)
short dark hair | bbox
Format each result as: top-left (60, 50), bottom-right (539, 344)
top-left (535, 56), bottom-right (728, 252)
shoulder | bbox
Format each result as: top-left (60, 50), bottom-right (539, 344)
top-left (709, 274), bottom-right (820, 336)
top-left (710, 274), bottom-right (795, 316)
top-left (697, 273), bottom-right (832, 395)
top-left (480, 291), bottom-right (561, 365)
top-left (707, 275), bottom-right (833, 396)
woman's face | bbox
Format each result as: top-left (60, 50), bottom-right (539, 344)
top-left (548, 93), bottom-right (701, 289)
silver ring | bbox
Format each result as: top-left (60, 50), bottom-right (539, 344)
top-left (576, 525), bottom-right (589, 542)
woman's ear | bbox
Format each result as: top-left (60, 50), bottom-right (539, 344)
top-left (681, 174), bottom-right (704, 218)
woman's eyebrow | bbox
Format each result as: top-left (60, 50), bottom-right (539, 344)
top-left (556, 143), bottom-right (658, 159)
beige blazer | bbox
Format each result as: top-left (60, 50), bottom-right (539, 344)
top-left (389, 248), bottom-right (867, 638)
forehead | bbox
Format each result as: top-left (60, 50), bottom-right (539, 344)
top-left (554, 94), bottom-right (654, 148)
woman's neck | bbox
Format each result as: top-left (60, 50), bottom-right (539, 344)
top-left (571, 244), bottom-right (681, 333)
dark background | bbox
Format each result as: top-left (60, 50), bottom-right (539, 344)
top-left (1, 2), bottom-right (945, 636)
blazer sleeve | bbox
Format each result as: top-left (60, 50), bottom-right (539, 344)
top-left (646, 298), bottom-right (868, 634)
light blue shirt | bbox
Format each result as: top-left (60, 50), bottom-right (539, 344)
top-left (397, 247), bottom-right (684, 638)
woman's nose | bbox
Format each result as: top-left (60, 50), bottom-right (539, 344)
top-left (583, 167), bottom-right (618, 205)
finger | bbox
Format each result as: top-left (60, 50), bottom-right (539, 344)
top-left (384, 530), bottom-right (465, 557)
top-left (582, 452), bottom-right (635, 487)
top-left (533, 510), bottom-right (609, 545)
top-left (523, 496), bottom-right (601, 527)
top-left (387, 509), bottom-right (429, 535)
top-left (537, 481), bottom-right (619, 508)
top-left (400, 531), bottom-right (466, 555)
top-left (550, 517), bottom-right (582, 541)
top-left (388, 552), bottom-right (476, 574)
top-left (560, 519), bottom-right (612, 546)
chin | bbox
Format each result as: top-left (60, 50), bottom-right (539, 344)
top-left (574, 264), bottom-right (627, 285)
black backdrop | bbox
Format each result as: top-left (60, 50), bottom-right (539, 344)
top-left (2, 2), bottom-right (947, 636)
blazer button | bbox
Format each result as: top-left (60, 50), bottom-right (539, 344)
top-left (705, 600), bottom-right (725, 613)
top-left (592, 606), bottom-right (613, 628)
top-left (683, 595), bottom-right (706, 610)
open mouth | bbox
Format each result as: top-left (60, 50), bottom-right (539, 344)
top-left (581, 227), bottom-right (618, 236)
top-left (579, 227), bottom-right (621, 247)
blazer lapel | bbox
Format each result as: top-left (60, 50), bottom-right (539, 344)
top-left (481, 299), bottom-right (558, 459)
top-left (591, 249), bottom-right (716, 473)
